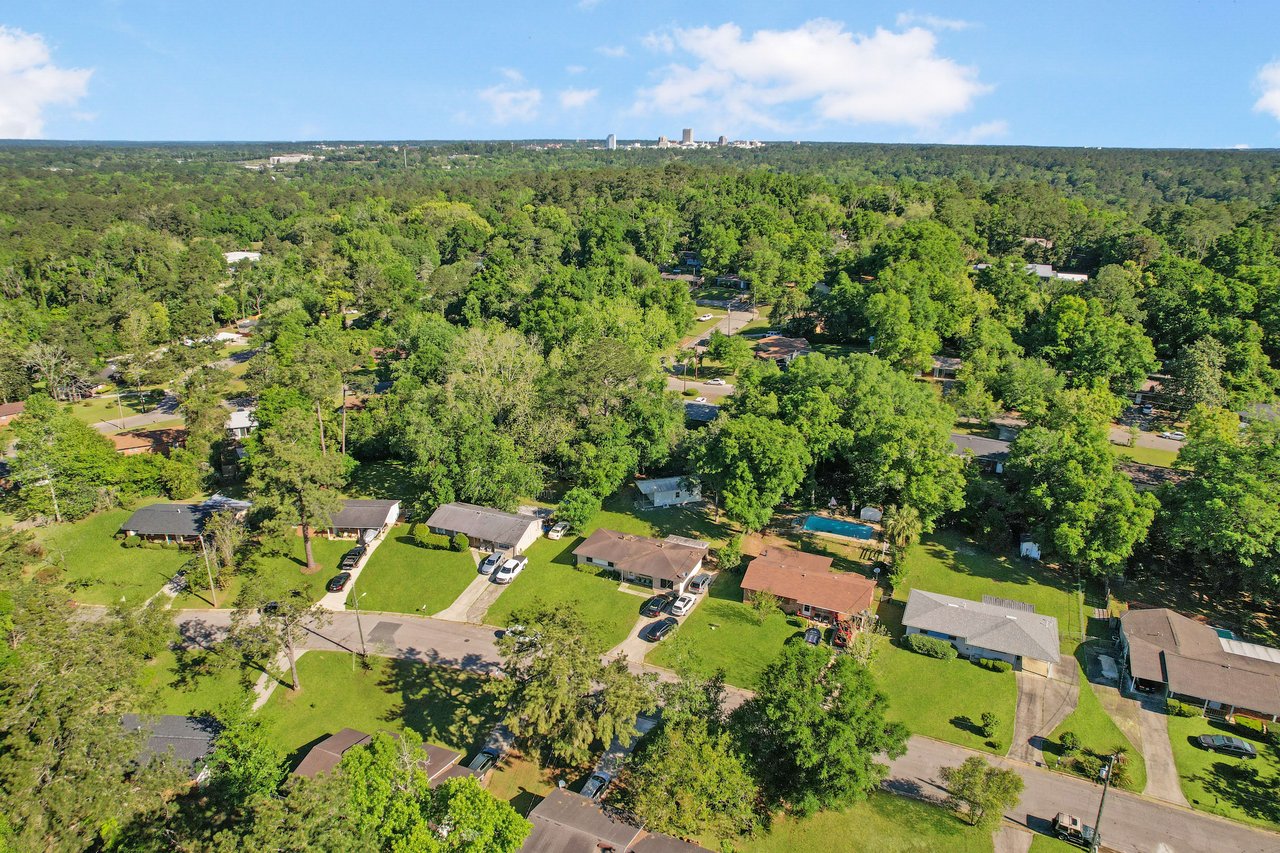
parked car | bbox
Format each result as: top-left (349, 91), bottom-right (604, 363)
top-left (1159, 430), bottom-right (1187, 441)
top-left (547, 521), bottom-right (570, 540)
top-left (687, 573), bottom-right (712, 594)
top-left (1141, 403), bottom-right (1154, 416)
top-left (640, 594), bottom-right (671, 618)
top-left (1196, 734), bottom-right (1257, 759)
top-left (648, 616), bottom-right (679, 642)
top-left (694, 396), bottom-right (708, 403)
top-left (581, 771), bottom-right (611, 800)
top-left (705, 377), bottom-right (726, 385)
top-left (697, 313), bottom-right (714, 321)
top-left (466, 748), bottom-right (499, 775)
top-left (493, 556), bottom-right (528, 584)
top-left (326, 572), bottom-right (352, 593)
top-left (804, 626), bottom-right (822, 645)
top-left (670, 594), bottom-right (696, 616)
top-left (479, 551), bottom-right (506, 575)
top-left (339, 548), bottom-right (363, 570)
top-left (1052, 813), bottom-right (1095, 848)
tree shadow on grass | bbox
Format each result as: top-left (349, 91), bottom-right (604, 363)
top-left (378, 657), bottom-right (502, 753)
top-left (950, 715), bottom-right (984, 737)
top-left (1194, 760), bottom-right (1280, 824)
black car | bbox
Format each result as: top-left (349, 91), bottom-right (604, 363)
top-left (640, 594), bottom-right (671, 617)
top-left (326, 572), bottom-right (352, 593)
top-left (648, 616), bottom-right (679, 642)
top-left (339, 549), bottom-right (362, 570)
top-left (803, 626), bottom-right (822, 645)
top-left (1196, 734), bottom-right (1257, 759)
top-left (466, 748), bottom-right (499, 774)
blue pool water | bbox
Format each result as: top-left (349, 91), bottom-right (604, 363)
top-left (1214, 627), bottom-right (1238, 640)
top-left (803, 515), bottom-right (875, 540)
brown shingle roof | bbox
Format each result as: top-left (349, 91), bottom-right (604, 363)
top-left (741, 547), bottom-right (876, 617)
top-left (754, 335), bottom-right (811, 360)
top-left (0, 401), bottom-right (24, 419)
top-left (292, 728), bottom-right (462, 781)
top-left (573, 529), bottom-right (705, 583)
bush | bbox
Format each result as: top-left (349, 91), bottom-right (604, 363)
top-left (451, 533), bottom-right (469, 552)
top-left (905, 633), bottom-right (958, 660)
top-left (557, 487), bottom-right (601, 533)
top-left (975, 657), bottom-right (1013, 673)
top-left (979, 712), bottom-right (998, 739)
top-left (681, 388), bottom-right (697, 397)
top-left (1233, 716), bottom-right (1266, 736)
top-left (121, 535), bottom-right (140, 549)
top-left (716, 535), bottom-right (743, 573)
top-left (1059, 731), bottom-right (1081, 755)
top-left (1166, 699), bottom-right (1199, 717)
top-left (414, 530), bottom-right (451, 550)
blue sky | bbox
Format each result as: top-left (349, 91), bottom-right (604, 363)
top-left (3, 0), bottom-right (1280, 147)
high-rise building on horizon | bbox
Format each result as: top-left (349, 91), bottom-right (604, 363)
top-left (682, 127), bottom-right (693, 144)
top-left (657, 135), bottom-right (669, 148)
top-left (718, 135), bottom-right (727, 146)
top-left (606, 133), bottom-right (616, 150)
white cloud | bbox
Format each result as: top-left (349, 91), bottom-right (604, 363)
top-left (1232, 143), bottom-right (1251, 150)
top-left (947, 119), bottom-right (1009, 144)
top-left (559, 87), bottom-right (599, 109)
top-left (895, 12), bottom-right (974, 31)
top-left (632, 20), bottom-right (989, 129)
top-left (0, 26), bottom-right (91, 138)
top-left (642, 31), bottom-right (675, 53)
top-left (566, 64), bottom-right (587, 75)
top-left (596, 44), bottom-right (628, 59)
top-left (499, 67), bottom-right (525, 83)
top-left (1253, 61), bottom-right (1280, 120)
top-left (478, 83), bottom-right (542, 124)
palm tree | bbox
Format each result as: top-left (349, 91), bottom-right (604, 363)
top-left (882, 504), bottom-right (923, 554)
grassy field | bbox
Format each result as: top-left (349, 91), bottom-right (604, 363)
top-left (1166, 715), bottom-right (1280, 830)
top-left (1028, 834), bottom-right (1078, 853)
top-left (260, 652), bottom-right (501, 766)
top-left (894, 532), bottom-right (1086, 646)
top-left (1047, 663), bottom-right (1147, 792)
top-left (683, 312), bottom-right (727, 343)
top-left (735, 790), bottom-right (992, 853)
top-left (647, 572), bottom-right (801, 688)
top-left (1114, 443), bottom-right (1180, 468)
top-left (136, 647), bottom-right (257, 716)
top-left (347, 459), bottom-right (417, 501)
top-left (348, 530), bottom-right (478, 616)
top-left (65, 390), bottom-right (165, 426)
top-left (37, 504), bottom-right (192, 605)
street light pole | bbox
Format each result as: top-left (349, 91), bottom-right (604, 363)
top-left (354, 591), bottom-right (368, 659)
top-left (1090, 752), bottom-right (1117, 853)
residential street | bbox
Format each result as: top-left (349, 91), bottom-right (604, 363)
top-left (664, 375), bottom-right (735, 400)
top-left (90, 392), bottom-right (180, 433)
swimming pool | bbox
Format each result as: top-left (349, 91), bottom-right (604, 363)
top-left (1214, 627), bottom-right (1238, 640)
top-left (802, 515), bottom-right (876, 540)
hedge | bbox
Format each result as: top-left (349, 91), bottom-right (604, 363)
top-left (975, 657), bottom-right (1013, 673)
top-left (1166, 698), bottom-right (1199, 717)
top-left (415, 530), bottom-right (451, 550)
top-left (905, 633), bottom-right (958, 660)
top-left (451, 533), bottom-right (469, 552)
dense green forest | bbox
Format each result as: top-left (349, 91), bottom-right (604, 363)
top-left (2, 141), bottom-right (1280, 849)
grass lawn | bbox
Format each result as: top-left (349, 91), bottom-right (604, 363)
top-left (736, 790), bottom-right (992, 853)
top-left (685, 312), bottom-right (726, 342)
top-left (183, 536), bottom-right (350, 608)
top-left (349, 530), bottom-right (478, 616)
top-left (1047, 660), bottom-right (1147, 792)
top-left (136, 647), bottom-right (257, 716)
top-left (1113, 443), bottom-right (1179, 468)
top-left (37, 504), bottom-right (191, 606)
top-left (65, 390), bottom-right (165, 426)
top-left (1028, 835), bottom-right (1078, 853)
top-left (647, 572), bottom-right (800, 688)
top-left (894, 532), bottom-right (1086, 647)
top-left (260, 652), bottom-right (501, 766)
top-left (487, 751), bottom-right (555, 818)
top-left (1166, 714), bottom-right (1280, 830)
top-left (347, 459), bottom-right (417, 501)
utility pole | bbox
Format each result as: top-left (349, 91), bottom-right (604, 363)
top-left (353, 590), bottom-right (368, 658)
top-left (1090, 752), bottom-right (1117, 853)
top-left (199, 535), bottom-right (219, 608)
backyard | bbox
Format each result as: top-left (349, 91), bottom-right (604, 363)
top-left (347, 529), bottom-right (478, 616)
top-left (1166, 714), bottom-right (1280, 830)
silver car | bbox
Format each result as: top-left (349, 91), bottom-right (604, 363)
top-left (479, 551), bottom-right (505, 575)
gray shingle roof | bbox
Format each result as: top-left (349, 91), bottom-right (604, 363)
top-left (903, 589), bottom-right (1060, 664)
top-left (119, 504), bottom-right (205, 537)
top-left (573, 529), bottom-right (705, 583)
top-left (425, 502), bottom-right (540, 545)
top-left (948, 433), bottom-right (1010, 462)
top-left (121, 714), bottom-right (219, 766)
top-left (329, 499), bottom-right (399, 530)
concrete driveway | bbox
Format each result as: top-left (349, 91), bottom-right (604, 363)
top-left (318, 531), bottom-right (389, 611)
top-left (1136, 695), bottom-right (1190, 806)
top-left (435, 553), bottom-right (510, 623)
top-left (1009, 656), bottom-right (1079, 765)
top-left (606, 588), bottom-right (707, 664)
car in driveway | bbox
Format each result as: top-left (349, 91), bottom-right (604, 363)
top-left (326, 572), bottom-right (352, 593)
top-left (694, 396), bottom-right (708, 403)
top-left (705, 377), bottom-right (726, 385)
top-left (547, 521), bottom-right (570, 540)
top-left (1196, 734), bottom-right (1257, 759)
top-left (479, 551), bottom-right (505, 575)
top-left (804, 626), bottom-right (822, 645)
top-left (581, 771), bottom-right (611, 800)
top-left (640, 593), bottom-right (672, 617)
top-left (339, 547), bottom-right (364, 570)
top-left (1159, 430), bottom-right (1187, 441)
top-left (493, 555), bottom-right (528, 584)
top-left (647, 616), bottom-right (679, 642)
top-left (697, 313), bottom-right (714, 322)
top-left (670, 594), bottom-right (696, 616)
top-left (687, 573), bottom-right (712, 594)
top-left (1141, 403), bottom-right (1154, 416)
top-left (466, 748), bottom-right (500, 775)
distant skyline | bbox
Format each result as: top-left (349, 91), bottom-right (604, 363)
top-left (4, 1), bottom-right (1280, 148)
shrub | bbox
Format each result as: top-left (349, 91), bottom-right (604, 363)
top-left (716, 535), bottom-right (743, 573)
top-left (975, 657), bottom-right (1013, 673)
top-left (681, 388), bottom-right (697, 397)
top-left (1166, 699), bottom-right (1198, 718)
top-left (1233, 716), bottom-right (1266, 736)
top-left (451, 533), bottom-right (469, 552)
top-left (980, 712), bottom-right (998, 739)
top-left (905, 633), bottom-right (958, 660)
top-left (122, 535), bottom-right (140, 549)
top-left (1059, 731), bottom-right (1081, 755)
top-left (414, 530), bottom-right (451, 550)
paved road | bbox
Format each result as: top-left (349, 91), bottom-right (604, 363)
top-left (168, 608), bottom-right (1279, 852)
top-left (889, 737), bottom-right (1277, 853)
top-left (1109, 424), bottom-right (1184, 453)
top-left (664, 375), bottom-right (734, 400)
top-left (91, 392), bottom-right (181, 433)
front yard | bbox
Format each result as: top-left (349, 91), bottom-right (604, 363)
top-left (1047, 661), bottom-right (1147, 792)
top-left (348, 530), bottom-right (478, 616)
top-left (1166, 714), bottom-right (1280, 830)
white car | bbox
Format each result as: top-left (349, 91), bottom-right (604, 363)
top-left (493, 556), bottom-right (528, 584)
top-left (479, 551), bottom-right (505, 575)
top-left (694, 396), bottom-right (708, 403)
top-left (705, 378), bottom-right (726, 386)
top-left (1159, 431), bottom-right (1187, 441)
top-left (670, 594), bottom-right (696, 616)
top-left (547, 521), bottom-right (570, 540)
top-left (697, 313), bottom-right (714, 322)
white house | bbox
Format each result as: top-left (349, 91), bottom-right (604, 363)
top-left (222, 251), bottom-right (261, 265)
top-left (636, 476), bottom-right (701, 509)
top-left (424, 503), bottom-right (543, 554)
top-left (226, 408), bottom-right (256, 439)
top-left (325, 499), bottom-right (400, 542)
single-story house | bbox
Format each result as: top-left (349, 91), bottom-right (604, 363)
top-left (636, 475), bottom-right (701, 509)
top-left (989, 414), bottom-right (1027, 442)
top-left (948, 433), bottom-right (1010, 474)
top-left (425, 502), bottom-right (542, 554)
top-left (324, 499), bottom-right (400, 542)
top-left (973, 262), bottom-right (1089, 283)
top-left (293, 728), bottom-right (462, 782)
top-left (931, 355), bottom-right (963, 380)
top-left (1241, 402), bottom-right (1279, 425)
top-left (1120, 608), bottom-right (1280, 721)
top-left (118, 495), bottom-right (251, 544)
top-left (520, 788), bottom-right (708, 853)
top-left (573, 528), bottom-right (706, 594)
top-left (223, 250), bottom-right (262, 265)
top-left (0, 400), bottom-right (24, 427)
top-left (714, 274), bottom-right (748, 290)
top-left (226, 408), bottom-right (256, 438)
top-left (1130, 374), bottom-right (1172, 409)
top-left (109, 427), bottom-right (187, 457)
top-left (741, 547), bottom-right (877, 624)
top-left (902, 589), bottom-right (1060, 677)
top-left (754, 335), bottom-right (812, 366)
top-left (121, 714), bottom-right (218, 780)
